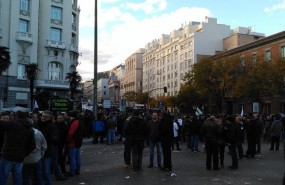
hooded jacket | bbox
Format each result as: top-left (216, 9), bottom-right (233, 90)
top-left (0, 119), bottom-right (35, 162)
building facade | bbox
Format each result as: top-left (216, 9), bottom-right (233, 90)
top-left (142, 17), bottom-right (264, 99)
top-left (0, 0), bottom-right (80, 110)
top-left (109, 64), bottom-right (125, 106)
top-left (210, 31), bottom-right (285, 115)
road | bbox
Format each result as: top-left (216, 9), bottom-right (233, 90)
top-left (53, 139), bottom-right (283, 185)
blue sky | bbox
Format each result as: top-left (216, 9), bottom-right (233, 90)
top-left (77, 0), bottom-right (285, 80)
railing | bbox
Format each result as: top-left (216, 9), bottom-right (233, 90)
top-left (46, 40), bottom-right (66, 49)
top-left (70, 44), bottom-right (78, 52)
top-left (52, 0), bottom-right (63, 4)
top-left (16, 32), bottom-right (33, 43)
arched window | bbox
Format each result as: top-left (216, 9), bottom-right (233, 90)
top-left (47, 62), bottom-right (63, 80)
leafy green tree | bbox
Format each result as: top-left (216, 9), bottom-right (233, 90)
top-left (0, 47), bottom-right (11, 75)
top-left (25, 64), bottom-right (39, 111)
top-left (66, 71), bottom-right (82, 100)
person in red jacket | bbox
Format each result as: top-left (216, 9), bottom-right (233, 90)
top-left (66, 110), bottom-right (83, 177)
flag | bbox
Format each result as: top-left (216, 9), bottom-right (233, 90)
top-left (240, 106), bottom-right (244, 117)
top-left (195, 107), bottom-right (203, 116)
top-left (34, 100), bottom-right (39, 109)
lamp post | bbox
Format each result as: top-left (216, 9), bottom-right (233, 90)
top-left (93, 0), bottom-right (98, 118)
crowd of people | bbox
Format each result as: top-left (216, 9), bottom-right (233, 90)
top-left (0, 108), bottom-right (284, 184)
top-left (92, 110), bottom-right (284, 173)
top-left (0, 110), bottom-right (84, 185)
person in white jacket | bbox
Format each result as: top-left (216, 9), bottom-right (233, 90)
top-left (22, 120), bottom-right (47, 185)
top-left (173, 119), bottom-right (181, 150)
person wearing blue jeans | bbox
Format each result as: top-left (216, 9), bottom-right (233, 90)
top-left (191, 135), bottom-right (200, 152)
top-left (147, 112), bottom-right (162, 168)
top-left (69, 148), bottom-right (81, 175)
top-left (0, 112), bottom-right (36, 185)
top-left (42, 157), bottom-right (52, 185)
top-left (0, 158), bottom-right (23, 185)
top-left (106, 114), bottom-right (117, 145)
top-left (66, 110), bottom-right (83, 176)
top-left (108, 129), bottom-right (116, 145)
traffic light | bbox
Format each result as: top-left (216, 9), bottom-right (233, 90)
top-left (163, 86), bottom-right (167, 93)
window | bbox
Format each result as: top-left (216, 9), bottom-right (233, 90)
top-left (50, 28), bottom-right (61, 41)
top-left (71, 33), bottom-right (76, 45)
top-left (51, 6), bottom-right (62, 20)
top-left (19, 19), bottom-right (29, 32)
top-left (240, 57), bottom-right (245, 66)
top-left (47, 62), bottom-right (63, 80)
top-left (265, 50), bottom-right (271, 63)
top-left (18, 64), bottom-right (26, 79)
top-left (281, 46), bottom-right (285, 58)
top-left (20, 0), bottom-right (29, 11)
top-left (72, 13), bottom-right (76, 25)
top-left (252, 54), bottom-right (257, 65)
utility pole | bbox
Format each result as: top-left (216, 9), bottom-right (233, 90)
top-left (93, 0), bottom-right (98, 119)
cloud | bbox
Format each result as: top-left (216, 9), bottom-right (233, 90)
top-left (78, 0), bottom-right (211, 80)
top-left (264, 1), bottom-right (285, 12)
top-left (125, 0), bottom-right (167, 14)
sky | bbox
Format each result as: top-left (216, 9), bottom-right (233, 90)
top-left (77, 0), bottom-right (285, 81)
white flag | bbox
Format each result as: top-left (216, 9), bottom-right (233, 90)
top-left (34, 100), bottom-right (39, 109)
top-left (195, 107), bottom-right (203, 116)
top-left (240, 106), bottom-right (244, 117)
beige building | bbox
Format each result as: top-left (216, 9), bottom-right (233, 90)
top-left (142, 17), bottom-right (264, 99)
top-left (0, 0), bottom-right (80, 110)
top-left (123, 48), bottom-right (145, 94)
top-left (109, 64), bottom-right (125, 105)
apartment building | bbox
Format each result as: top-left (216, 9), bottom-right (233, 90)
top-left (142, 17), bottom-right (264, 99)
top-left (123, 48), bottom-right (145, 94)
top-left (0, 0), bottom-right (80, 110)
top-left (211, 31), bottom-right (285, 114)
top-left (109, 64), bottom-right (125, 105)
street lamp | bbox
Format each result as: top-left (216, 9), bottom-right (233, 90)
top-left (93, 0), bottom-right (98, 118)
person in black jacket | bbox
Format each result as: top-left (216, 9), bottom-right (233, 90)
top-left (201, 116), bottom-right (219, 170)
top-left (37, 110), bottom-right (58, 185)
top-left (147, 112), bottom-right (162, 168)
top-left (125, 111), bottom-right (148, 173)
top-left (226, 116), bottom-right (240, 170)
top-left (160, 111), bottom-right (174, 172)
top-left (53, 113), bottom-right (69, 180)
top-left (0, 111), bottom-right (36, 185)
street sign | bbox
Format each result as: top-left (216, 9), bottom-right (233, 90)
top-left (50, 98), bottom-right (71, 112)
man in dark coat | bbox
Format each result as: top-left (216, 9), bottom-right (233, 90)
top-left (160, 111), bottom-right (174, 172)
top-left (226, 116), bottom-right (240, 170)
top-left (37, 110), bottom-right (58, 184)
top-left (0, 111), bottom-right (36, 185)
top-left (201, 116), bottom-right (219, 170)
top-left (125, 111), bottom-right (148, 173)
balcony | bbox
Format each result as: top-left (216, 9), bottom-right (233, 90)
top-left (72, 24), bottom-right (77, 31)
top-left (70, 44), bottom-right (78, 52)
top-left (52, 0), bottom-right (63, 4)
top-left (16, 32), bottom-right (33, 43)
top-left (46, 40), bottom-right (66, 49)
top-left (51, 19), bottom-right (62, 25)
top-left (36, 79), bottom-right (69, 89)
